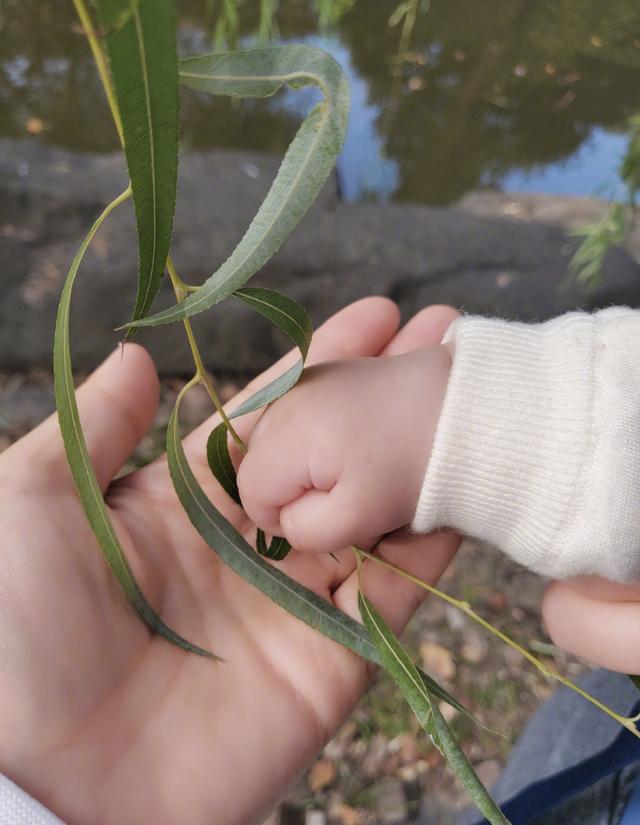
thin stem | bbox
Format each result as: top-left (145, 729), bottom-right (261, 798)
top-left (72, 0), bottom-right (124, 147)
top-left (72, 0), bottom-right (244, 452)
top-left (176, 373), bottom-right (202, 404)
top-left (167, 258), bottom-right (199, 294)
top-left (355, 547), bottom-right (640, 737)
top-left (166, 259), bottom-right (247, 454)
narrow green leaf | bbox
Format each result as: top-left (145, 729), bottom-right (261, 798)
top-left (429, 705), bottom-right (511, 825)
top-left (167, 394), bottom-right (477, 720)
top-left (235, 287), bottom-right (312, 359)
top-left (256, 529), bottom-right (292, 561)
top-left (124, 45), bottom-right (349, 330)
top-left (230, 287), bottom-right (312, 419)
top-left (358, 590), bottom-right (437, 739)
top-left (53, 188), bottom-right (213, 658)
top-left (359, 592), bottom-right (511, 825)
top-left (206, 421), bottom-right (291, 559)
top-left (630, 675), bottom-right (640, 693)
top-left (207, 422), bottom-right (241, 505)
top-left (231, 362), bottom-right (304, 421)
top-left (256, 528), bottom-right (269, 556)
top-left (264, 535), bottom-right (292, 561)
top-left (95, 0), bottom-right (179, 324)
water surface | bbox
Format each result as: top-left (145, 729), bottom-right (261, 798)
top-left (2, 0), bottom-right (639, 204)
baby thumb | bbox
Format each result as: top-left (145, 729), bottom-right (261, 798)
top-left (279, 484), bottom-right (367, 555)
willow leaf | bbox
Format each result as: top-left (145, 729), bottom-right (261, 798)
top-left (235, 287), bottom-right (312, 358)
top-left (96, 0), bottom-right (178, 324)
top-left (230, 287), bottom-right (312, 418)
top-left (206, 423), bottom-right (291, 559)
top-left (256, 528), bottom-right (268, 555)
top-left (207, 422), bottom-right (241, 505)
top-left (256, 529), bottom-right (292, 561)
top-left (263, 534), bottom-right (292, 561)
top-left (206, 429), bottom-right (291, 559)
top-left (231, 362), bottom-right (303, 421)
top-left (359, 592), bottom-right (511, 825)
top-left (207, 289), bottom-right (308, 559)
top-left (124, 45), bottom-right (349, 330)
top-left (168, 394), bottom-right (476, 719)
top-left (53, 188), bottom-right (212, 658)
top-left (630, 675), bottom-right (640, 693)
top-left (207, 408), bottom-right (291, 560)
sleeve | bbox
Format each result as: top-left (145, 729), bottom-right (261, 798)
top-left (411, 307), bottom-right (640, 582)
top-left (0, 774), bottom-right (65, 825)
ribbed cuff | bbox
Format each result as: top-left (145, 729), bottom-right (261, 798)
top-left (412, 308), bottom-right (640, 581)
top-left (0, 774), bottom-right (65, 825)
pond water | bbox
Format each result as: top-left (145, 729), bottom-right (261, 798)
top-left (2, 0), bottom-right (640, 205)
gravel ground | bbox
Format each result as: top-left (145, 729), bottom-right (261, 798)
top-left (0, 371), bottom-right (592, 825)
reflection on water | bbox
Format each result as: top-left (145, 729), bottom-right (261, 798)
top-left (1, 0), bottom-right (640, 204)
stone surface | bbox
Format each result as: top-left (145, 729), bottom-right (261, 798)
top-left (460, 630), bottom-right (490, 665)
top-left (0, 376), bottom-right (55, 432)
top-left (327, 801), bottom-right (362, 825)
top-left (308, 758), bottom-right (338, 792)
top-left (473, 758), bottom-right (503, 789)
top-left (419, 641), bottom-right (456, 682)
top-left (374, 779), bottom-right (408, 823)
top-left (2, 138), bottom-right (639, 376)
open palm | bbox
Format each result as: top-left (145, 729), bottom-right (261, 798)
top-left (0, 298), bottom-right (460, 825)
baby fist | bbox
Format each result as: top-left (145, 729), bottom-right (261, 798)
top-left (237, 347), bottom-right (451, 555)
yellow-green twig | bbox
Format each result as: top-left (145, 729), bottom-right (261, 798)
top-left (354, 547), bottom-right (640, 737)
top-left (166, 259), bottom-right (246, 453)
top-left (72, 0), bottom-right (124, 147)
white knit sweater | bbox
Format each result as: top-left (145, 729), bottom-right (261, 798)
top-left (0, 776), bottom-right (63, 824)
top-left (413, 307), bottom-right (640, 582)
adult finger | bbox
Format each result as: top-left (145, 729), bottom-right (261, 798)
top-left (543, 580), bottom-right (640, 674)
top-left (551, 575), bottom-right (640, 603)
top-left (382, 304), bottom-right (459, 357)
top-left (13, 344), bottom-right (159, 492)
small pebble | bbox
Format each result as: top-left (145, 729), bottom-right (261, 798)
top-left (309, 758), bottom-right (337, 792)
top-left (420, 641), bottom-right (456, 682)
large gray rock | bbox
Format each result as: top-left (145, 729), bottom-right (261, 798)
top-left (1, 139), bottom-right (638, 375)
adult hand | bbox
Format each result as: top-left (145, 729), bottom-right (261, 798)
top-left (0, 297), bottom-right (460, 825)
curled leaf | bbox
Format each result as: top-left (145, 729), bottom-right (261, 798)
top-left (230, 287), bottom-right (312, 418)
top-left (256, 529), bottom-right (292, 561)
top-left (207, 422), bottom-right (241, 505)
top-left (234, 287), bottom-right (312, 359)
top-left (206, 423), bottom-right (291, 559)
top-left (205, 288), bottom-right (309, 560)
top-left (53, 188), bottom-right (212, 658)
top-left (124, 45), bottom-right (349, 330)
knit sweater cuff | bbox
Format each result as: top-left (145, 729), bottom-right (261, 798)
top-left (0, 774), bottom-right (65, 824)
top-left (412, 308), bottom-right (640, 582)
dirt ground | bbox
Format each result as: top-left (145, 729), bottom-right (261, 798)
top-left (0, 370), bottom-right (592, 825)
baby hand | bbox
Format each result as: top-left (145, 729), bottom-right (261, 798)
top-left (237, 347), bottom-right (451, 555)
